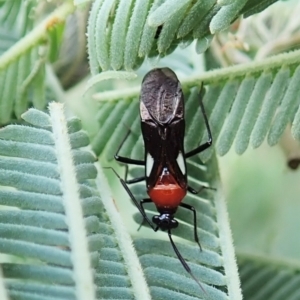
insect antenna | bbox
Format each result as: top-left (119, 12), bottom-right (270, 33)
top-left (188, 185), bottom-right (216, 194)
top-left (167, 230), bottom-right (209, 297)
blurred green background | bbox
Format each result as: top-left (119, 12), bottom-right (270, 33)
top-left (219, 142), bottom-right (300, 262)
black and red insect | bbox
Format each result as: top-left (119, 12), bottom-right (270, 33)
top-left (112, 67), bottom-right (212, 290)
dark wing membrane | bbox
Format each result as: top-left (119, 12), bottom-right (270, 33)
top-left (141, 121), bottom-right (164, 189)
top-left (141, 119), bottom-right (187, 190)
top-left (140, 68), bottom-right (184, 125)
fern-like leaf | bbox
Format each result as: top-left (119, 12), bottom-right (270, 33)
top-left (0, 104), bottom-right (151, 300)
top-left (87, 0), bottom-right (280, 72)
top-left (238, 252), bottom-right (300, 300)
top-left (0, 2), bottom-right (74, 125)
top-left (94, 49), bottom-right (300, 161)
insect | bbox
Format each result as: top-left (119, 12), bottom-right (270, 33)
top-left (112, 67), bottom-right (212, 291)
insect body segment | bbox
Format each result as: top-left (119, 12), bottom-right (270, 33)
top-left (148, 166), bottom-right (187, 210)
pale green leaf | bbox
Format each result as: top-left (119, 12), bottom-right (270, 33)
top-left (210, 0), bottom-right (248, 34)
top-left (110, 0), bottom-right (134, 70)
top-left (124, 0), bottom-right (151, 70)
top-left (148, 0), bottom-right (193, 27)
top-left (268, 65), bottom-right (300, 146)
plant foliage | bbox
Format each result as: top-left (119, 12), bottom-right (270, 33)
top-left (0, 0), bottom-right (299, 300)
top-left (0, 104), bottom-right (152, 300)
top-left (93, 50), bottom-right (300, 161)
top-left (0, 1), bottom-right (73, 125)
top-left (238, 253), bottom-right (300, 300)
top-left (87, 0), bottom-right (281, 72)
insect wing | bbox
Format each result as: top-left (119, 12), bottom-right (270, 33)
top-left (140, 68), bottom-right (184, 125)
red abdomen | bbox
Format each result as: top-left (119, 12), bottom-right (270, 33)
top-left (148, 171), bottom-right (186, 209)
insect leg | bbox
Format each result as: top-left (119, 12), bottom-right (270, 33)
top-left (115, 130), bottom-right (145, 165)
top-left (188, 185), bottom-right (205, 195)
top-left (179, 202), bottom-right (202, 251)
top-left (188, 185), bottom-right (216, 194)
top-left (168, 230), bottom-right (206, 295)
top-left (185, 85), bottom-right (212, 158)
top-left (124, 164), bottom-right (146, 184)
top-left (105, 167), bottom-right (155, 230)
top-left (137, 199), bottom-right (158, 231)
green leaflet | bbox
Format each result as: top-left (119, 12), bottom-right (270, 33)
top-left (217, 76), bottom-right (256, 156)
top-left (210, 0), bottom-right (248, 34)
top-left (124, 0), bottom-right (151, 70)
top-left (268, 65), bottom-right (300, 146)
top-left (235, 72), bottom-right (272, 155)
top-left (110, 0), bottom-right (134, 70)
top-left (251, 68), bottom-right (290, 148)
